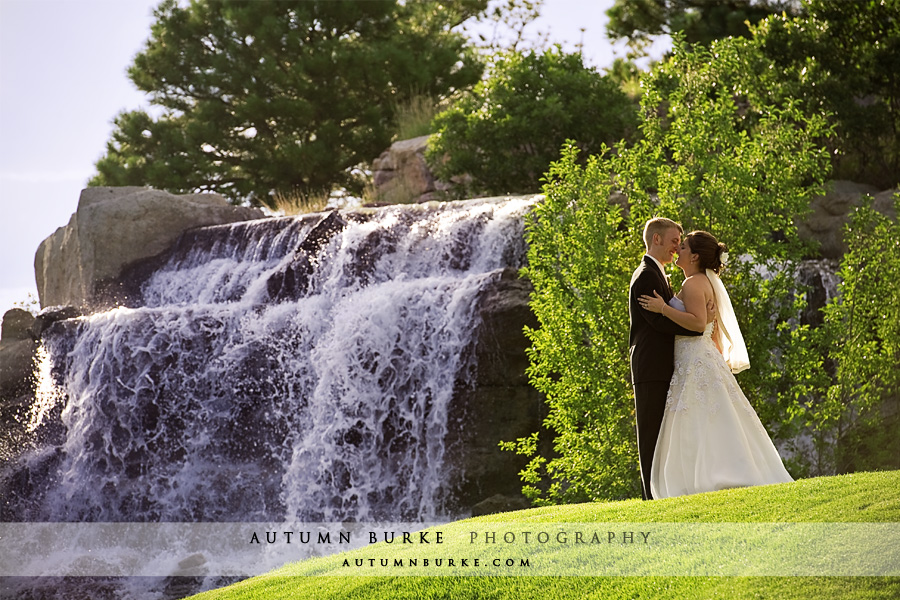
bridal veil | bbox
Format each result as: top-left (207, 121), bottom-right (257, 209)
top-left (707, 268), bottom-right (750, 373)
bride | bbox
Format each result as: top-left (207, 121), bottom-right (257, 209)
top-left (638, 230), bottom-right (793, 499)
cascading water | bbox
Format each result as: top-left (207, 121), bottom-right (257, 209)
top-left (2, 196), bottom-right (535, 525)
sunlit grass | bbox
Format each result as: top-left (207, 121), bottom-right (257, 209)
top-left (270, 188), bottom-right (331, 215)
top-left (393, 93), bottom-right (439, 141)
top-left (189, 470), bottom-right (900, 599)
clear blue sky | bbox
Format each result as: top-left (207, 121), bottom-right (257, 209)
top-left (0, 0), bottom-right (668, 315)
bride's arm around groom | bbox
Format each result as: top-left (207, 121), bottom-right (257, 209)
top-left (639, 274), bottom-right (713, 333)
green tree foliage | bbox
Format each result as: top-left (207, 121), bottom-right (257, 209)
top-left (809, 196), bottom-right (900, 473)
top-left (606, 0), bottom-right (801, 49)
top-left (752, 0), bottom-right (900, 188)
top-left (508, 36), bottom-right (831, 503)
top-left (90, 0), bottom-right (486, 207)
top-left (505, 144), bottom-right (638, 502)
top-left (608, 0), bottom-right (900, 189)
top-left (632, 37), bottom-right (833, 439)
top-left (426, 48), bottom-right (638, 197)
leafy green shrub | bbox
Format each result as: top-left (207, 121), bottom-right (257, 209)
top-left (633, 36), bottom-right (833, 445)
top-left (810, 195), bottom-right (900, 473)
top-left (505, 144), bottom-right (639, 503)
top-left (507, 36), bottom-right (832, 503)
top-left (426, 47), bottom-right (638, 198)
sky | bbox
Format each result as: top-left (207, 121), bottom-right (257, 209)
top-left (0, 0), bottom-right (669, 315)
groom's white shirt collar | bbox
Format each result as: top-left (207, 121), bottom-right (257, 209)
top-left (645, 254), bottom-right (668, 280)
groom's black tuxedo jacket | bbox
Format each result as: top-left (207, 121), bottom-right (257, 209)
top-left (628, 256), bottom-right (701, 384)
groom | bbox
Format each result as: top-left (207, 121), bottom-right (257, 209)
top-left (628, 218), bottom-right (702, 500)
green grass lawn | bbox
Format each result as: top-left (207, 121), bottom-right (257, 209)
top-left (189, 470), bottom-right (900, 599)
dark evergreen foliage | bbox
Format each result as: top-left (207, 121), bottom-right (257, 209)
top-left (91, 0), bottom-right (487, 207)
top-left (605, 0), bottom-right (802, 47)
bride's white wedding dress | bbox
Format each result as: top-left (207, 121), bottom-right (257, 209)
top-left (650, 296), bottom-right (793, 499)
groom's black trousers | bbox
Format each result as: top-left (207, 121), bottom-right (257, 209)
top-left (633, 380), bottom-right (670, 501)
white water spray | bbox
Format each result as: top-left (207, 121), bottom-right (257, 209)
top-left (12, 196), bottom-right (536, 523)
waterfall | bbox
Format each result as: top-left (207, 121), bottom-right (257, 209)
top-left (3, 196), bottom-right (535, 524)
top-left (796, 258), bottom-right (841, 326)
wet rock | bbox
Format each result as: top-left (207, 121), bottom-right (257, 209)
top-left (445, 268), bottom-right (547, 513)
top-left (266, 210), bottom-right (348, 301)
top-left (31, 305), bottom-right (83, 339)
top-left (471, 493), bottom-right (531, 517)
top-left (0, 309), bottom-right (38, 400)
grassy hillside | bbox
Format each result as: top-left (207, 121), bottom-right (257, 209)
top-left (190, 470), bottom-right (900, 599)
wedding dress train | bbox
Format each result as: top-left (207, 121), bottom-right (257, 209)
top-left (650, 296), bottom-right (793, 499)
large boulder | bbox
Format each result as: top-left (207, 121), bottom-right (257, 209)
top-left (0, 309), bottom-right (39, 465)
top-left (0, 308), bottom-right (35, 343)
top-left (0, 308), bottom-right (37, 399)
top-left (34, 187), bottom-right (264, 310)
top-left (798, 181), bottom-right (898, 259)
top-left (371, 135), bottom-right (457, 204)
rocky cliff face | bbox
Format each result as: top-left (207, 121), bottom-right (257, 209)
top-left (451, 268), bottom-right (544, 515)
top-left (2, 194), bottom-right (543, 522)
top-left (798, 180), bottom-right (898, 259)
top-left (34, 187), bottom-right (263, 310)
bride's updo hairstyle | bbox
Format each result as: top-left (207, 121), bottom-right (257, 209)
top-left (685, 230), bottom-right (728, 274)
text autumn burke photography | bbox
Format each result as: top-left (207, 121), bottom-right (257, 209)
top-left (247, 528), bottom-right (650, 546)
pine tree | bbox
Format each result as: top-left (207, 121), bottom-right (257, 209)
top-left (91, 0), bottom-right (486, 207)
